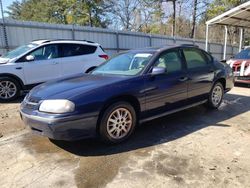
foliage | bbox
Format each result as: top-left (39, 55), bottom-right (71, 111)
top-left (5, 0), bottom-right (249, 43)
top-left (6, 0), bottom-right (110, 27)
top-left (206, 0), bottom-right (248, 19)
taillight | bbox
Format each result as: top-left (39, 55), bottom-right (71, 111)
top-left (99, 54), bottom-right (109, 60)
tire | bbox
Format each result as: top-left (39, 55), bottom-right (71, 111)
top-left (0, 77), bottom-right (21, 102)
top-left (85, 67), bottom-right (97, 73)
top-left (99, 102), bottom-right (137, 144)
top-left (206, 82), bottom-right (224, 109)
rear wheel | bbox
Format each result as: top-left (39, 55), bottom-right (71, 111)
top-left (206, 82), bottom-right (224, 109)
top-left (99, 102), bottom-right (136, 144)
top-left (0, 77), bottom-right (20, 102)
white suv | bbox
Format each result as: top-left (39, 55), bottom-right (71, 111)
top-left (0, 39), bottom-right (108, 101)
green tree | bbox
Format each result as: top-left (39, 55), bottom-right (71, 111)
top-left (207, 0), bottom-right (248, 18)
top-left (6, 0), bottom-right (109, 27)
top-left (5, 0), bottom-right (25, 19)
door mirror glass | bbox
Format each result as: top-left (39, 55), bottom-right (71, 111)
top-left (26, 55), bottom-right (35, 61)
top-left (151, 67), bottom-right (166, 75)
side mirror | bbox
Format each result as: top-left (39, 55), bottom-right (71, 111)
top-left (26, 55), bottom-right (35, 61)
top-left (151, 67), bottom-right (166, 75)
top-left (220, 59), bottom-right (227, 63)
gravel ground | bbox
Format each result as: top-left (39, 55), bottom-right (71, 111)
top-left (0, 86), bottom-right (249, 188)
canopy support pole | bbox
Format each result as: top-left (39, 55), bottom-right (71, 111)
top-left (205, 24), bottom-right (209, 51)
top-left (239, 28), bottom-right (243, 52)
top-left (223, 26), bottom-right (228, 60)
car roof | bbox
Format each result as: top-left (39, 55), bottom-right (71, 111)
top-left (127, 44), bottom-right (200, 53)
top-left (31, 39), bottom-right (100, 46)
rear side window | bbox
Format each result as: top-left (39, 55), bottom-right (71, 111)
top-left (61, 44), bottom-right (97, 57)
top-left (183, 48), bottom-right (208, 69)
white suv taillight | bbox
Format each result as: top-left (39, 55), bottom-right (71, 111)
top-left (99, 54), bottom-right (109, 60)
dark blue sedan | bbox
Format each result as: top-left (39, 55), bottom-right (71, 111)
top-left (20, 45), bottom-right (234, 143)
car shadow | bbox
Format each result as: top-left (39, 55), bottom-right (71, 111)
top-left (0, 96), bottom-right (24, 104)
top-left (51, 92), bottom-right (250, 157)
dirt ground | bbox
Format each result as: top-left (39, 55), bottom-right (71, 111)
top-left (0, 86), bottom-right (250, 188)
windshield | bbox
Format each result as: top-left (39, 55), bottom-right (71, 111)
top-left (2, 43), bottom-right (38, 59)
top-left (92, 52), bottom-right (153, 76)
top-left (234, 49), bottom-right (250, 59)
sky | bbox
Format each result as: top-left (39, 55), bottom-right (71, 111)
top-left (1, 0), bottom-right (15, 17)
top-left (3, 0), bottom-right (14, 10)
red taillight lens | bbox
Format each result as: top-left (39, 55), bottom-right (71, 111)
top-left (99, 54), bottom-right (109, 60)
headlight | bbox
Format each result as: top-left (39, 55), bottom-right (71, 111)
top-left (39, 100), bottom-right (75, 113)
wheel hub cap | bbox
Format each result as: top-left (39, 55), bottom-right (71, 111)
top-left (107, 108), bottom-right (132, 139)
top-left (0, 81), bottom-right (17, 99)
top-left (212, 85), bottom-right (223, 106)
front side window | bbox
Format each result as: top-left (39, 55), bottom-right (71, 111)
top-left (155, 50), bottom-right (182, 73)
top-left (92, 52), bottom-right (153, 76)
top-left (62, 44), bottom-right (97, 57)
top-left (183, 48), bottom-right (207, 69)
top-left (29, 44), bottom-right (59, 60)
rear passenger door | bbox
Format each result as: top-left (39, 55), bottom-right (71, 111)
top-left (60, 43), bottom-right (99, 76)
top-left (182, 48), bottom-right (214, 103)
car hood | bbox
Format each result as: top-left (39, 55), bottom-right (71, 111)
top-left (29, 74), bottom-right (127, 100)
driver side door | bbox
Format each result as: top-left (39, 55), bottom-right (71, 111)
top-left (143, 49), bottom-right (188, 118)
top-left (21, 44), bottom-right (61, 85)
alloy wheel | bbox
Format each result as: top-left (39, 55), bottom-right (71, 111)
top-left (106, 108), bottom-right (133, 139)
top-left (0, 81), bottom-right (17, 99)
top-left (211, 85), bottom-right (223, 106)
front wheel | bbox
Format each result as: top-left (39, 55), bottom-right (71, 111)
top-left (0, 77), bottom-right (20, 102)
top-left (206, 82), bottom-right (224, 109)
top-left (99, 102), bottom-right (137, 144)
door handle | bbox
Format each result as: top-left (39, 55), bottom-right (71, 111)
top-left (16, 67), bottom-right (22, 70)
top-left (53, 62), bottom-right (59, 65)
top-left (179, 77), bottom-right (188, 82)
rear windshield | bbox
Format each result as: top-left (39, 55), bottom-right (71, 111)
top-left (234, 49), bottom-right (250, 59)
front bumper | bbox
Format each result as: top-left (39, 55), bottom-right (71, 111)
top-left (235, 76), bottom-right (250, 84)
top-left (20, 109), bottom-right (98, 141)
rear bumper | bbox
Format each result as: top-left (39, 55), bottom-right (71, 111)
top-left (20, 110), bottom-right (98, 141)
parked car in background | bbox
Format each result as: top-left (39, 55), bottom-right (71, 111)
top-left (20, 45), bottom-right (234, 144)
top-left (226, 47), bottom-right (250, 84)
top-left (0, 39), bottom-right (108, 101)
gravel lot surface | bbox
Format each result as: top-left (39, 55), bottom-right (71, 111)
top-left (0, 86), bottom-right (249, 188)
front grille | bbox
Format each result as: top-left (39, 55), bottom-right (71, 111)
top-left (233, 66), bottom-right (241, 72)
top-left (232, 62), bottom-right (250, 72)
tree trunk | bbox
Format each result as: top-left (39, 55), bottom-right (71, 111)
top-left (191, 0), bottom-right (198, 38)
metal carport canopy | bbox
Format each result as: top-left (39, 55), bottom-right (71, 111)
top-left (205, 1), bottom-right (250, 60)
